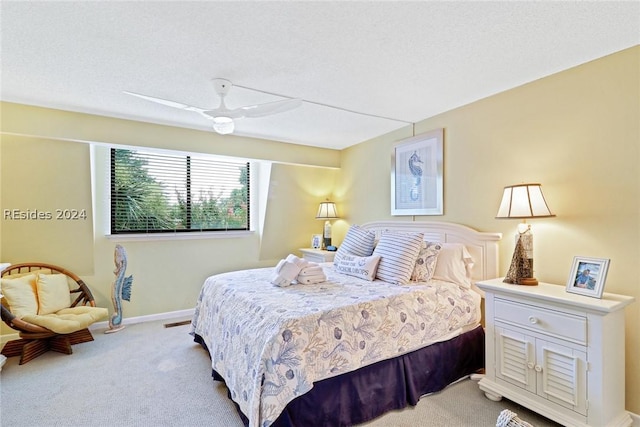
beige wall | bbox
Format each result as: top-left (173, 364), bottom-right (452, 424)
top-left (337, 46), bottom-right (640, 413)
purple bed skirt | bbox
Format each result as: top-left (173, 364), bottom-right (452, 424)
top-left (194, 325), bottom-right (484, 427)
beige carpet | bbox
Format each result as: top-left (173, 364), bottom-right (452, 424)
top-left (0, 319), bottom-right (561, 427)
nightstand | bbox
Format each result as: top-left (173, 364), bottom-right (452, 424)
top-left (476, 278), bottom-right (635, 427)
top-left (299, 248), bottom-right (336, 263)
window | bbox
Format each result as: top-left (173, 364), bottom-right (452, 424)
top-left (110, 148), bottom-right (249, 234)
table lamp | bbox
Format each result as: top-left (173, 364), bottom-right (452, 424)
top-left (496, 183), bottom-right (555, 285)
top-left (315, 200), bottom-right (339, 249)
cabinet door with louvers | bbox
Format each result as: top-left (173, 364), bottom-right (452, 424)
top-left (495, 326), bottom-right (587, 416)
top-left (495, 327), bottom-right (536, 393)
top-left (536, 339), bottom-right (587, 416)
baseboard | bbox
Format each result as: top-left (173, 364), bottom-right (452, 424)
top-left (90, 308), bottom-right (195, 331)
top-left (630, 411), bottom-right (639, 426)
top-left (1, 309), bottom-right (195, 346)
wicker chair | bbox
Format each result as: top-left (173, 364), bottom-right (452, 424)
top-left (1, 263), bottom-right (108, 364)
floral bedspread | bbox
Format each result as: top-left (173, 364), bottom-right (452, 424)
top-left (190, 264), bottom-right (480, 427)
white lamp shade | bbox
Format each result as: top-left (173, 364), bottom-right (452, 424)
top-left (496, 184), bottom-right (554, 219)
top-left (316, 201), bottom-right (339, 219)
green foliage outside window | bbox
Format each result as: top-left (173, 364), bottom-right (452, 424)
top-left (111, 149), bottom-right (249, 233)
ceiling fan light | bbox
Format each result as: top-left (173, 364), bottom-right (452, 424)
top-left (212, 116), bottom-right (234, 134)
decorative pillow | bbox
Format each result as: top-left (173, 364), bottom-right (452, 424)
top-left (333, 224), bottom-right (376, 265)
top-left (373, 231), bottom-right (424, 284)
top-left (333, 254), bottom-right (381, 281)
top-left (0, 274), bottom-right (38, 318)
top-left (433, 243), bottom-right (474, 288)
top-left (36, 273), bottom-right (71, 315)
top-left (411, 241), bottom-right (442, 282)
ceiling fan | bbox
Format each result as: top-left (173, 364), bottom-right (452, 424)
top-left (124, 79), bottom-right (303, 135)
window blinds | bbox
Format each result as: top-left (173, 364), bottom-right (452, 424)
top-left (110, 148), bottom-right (249, 233)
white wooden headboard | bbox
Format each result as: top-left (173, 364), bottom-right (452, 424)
top-left (361, 221), bottom-right (502, 282)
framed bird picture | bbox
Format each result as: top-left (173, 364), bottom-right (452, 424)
top-left (391, 128), bottom-right (443, 215)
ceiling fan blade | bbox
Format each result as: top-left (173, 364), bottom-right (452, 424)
top-left (237, 98), bottom-right (303, 118)
top-left (126, 81), bottom-right (303, 136)
top-left (123, 91), bottom-right (208, 113)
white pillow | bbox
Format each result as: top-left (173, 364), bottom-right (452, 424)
top-left (373, 231), bottom-right (424, 284)
top-left (411, 241), bottom-right (442, 282)
top-left (333, 224), bottom-right (376, 265)
top-left (334, 254), bottom-right (381, 281)
top-left (433, 243), bottom-right (474, 288)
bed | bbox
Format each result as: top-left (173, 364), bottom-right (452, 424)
top-left (190, 221), bottom-right (501, 427)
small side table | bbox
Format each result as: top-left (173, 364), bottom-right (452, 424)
top-left (476, 277), bottom-right (634, 427)
top-left (299, 248), bottom-right (336, 263)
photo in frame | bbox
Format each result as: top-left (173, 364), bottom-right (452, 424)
top-left (391, 128), bottom-right (443, 215)
top-left (311, 234), bottom-right (322, 249)
top-left (565, 256), bottom-right (610, 298)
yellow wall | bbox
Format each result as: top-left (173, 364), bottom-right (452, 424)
top-left (1, 136), bottom-right (95, 272)
top-left (337, 46), bottom-right (640, 413)
top-left (1, 102), bottom-right (340, 169)
top-left (1, 108), bottom-right (338, 334)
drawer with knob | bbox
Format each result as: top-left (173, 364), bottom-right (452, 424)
top-left (494, 298), bottom-right (586, 344)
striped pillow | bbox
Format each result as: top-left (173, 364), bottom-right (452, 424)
top-left (373, 231), bottom-right (424, 284)
top-left (333, 225), bottom-right (376, 266)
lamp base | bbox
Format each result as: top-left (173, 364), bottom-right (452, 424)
top-left (517, 277), bottom-right (539, 286)
top-left (323, 237), bottom-right (332, 250)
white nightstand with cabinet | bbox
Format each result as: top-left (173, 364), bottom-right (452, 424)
top-left (299, 248), bottom-right (336, 263)
top-left (476, 278), bottom-right (634, 427)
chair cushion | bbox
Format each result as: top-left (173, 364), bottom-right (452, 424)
top-left (0, 274), bottom-right (38, 318)
top-left (36, 273), bottom-right (71, 315)
top-left (21, 306), bottom-right (108, 334)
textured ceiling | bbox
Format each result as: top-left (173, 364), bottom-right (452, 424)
top-left (1, 1), bottom-right (638, 149)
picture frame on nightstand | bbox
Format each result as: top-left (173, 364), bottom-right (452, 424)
top-left (566, 256), bottom-right (610, 299)
top-left (311, 234), bottom-right (322, 249)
